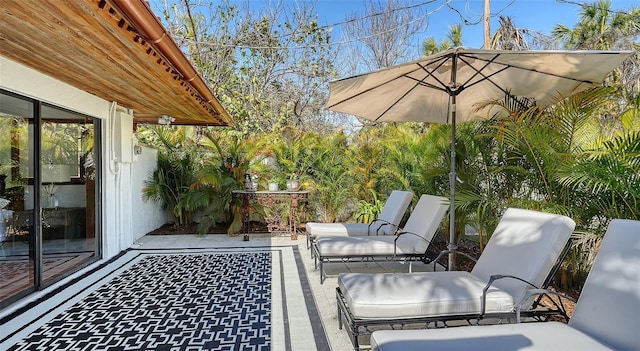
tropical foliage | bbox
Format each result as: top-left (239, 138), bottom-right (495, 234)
top-left (140, 127), bottom-right (206, 227)
top-left (140, 0), bottom-right (639, 289)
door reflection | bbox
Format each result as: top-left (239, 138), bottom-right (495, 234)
top-left (0, 95), bottom-right (35, 304)
top-left (1, 94), bottom-right (100, 307)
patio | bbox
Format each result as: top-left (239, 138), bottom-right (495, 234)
top-left (1, 2), bottom-right (635, 349)
top-left (1, 233), bottom-right (440, 351)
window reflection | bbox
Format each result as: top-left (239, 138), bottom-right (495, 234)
top-left (1, 92), bottom-right (100, 308)
top-left (0, 92), bottom-right (35, 304)
top-left (40, 106), bottom-right (98, 284)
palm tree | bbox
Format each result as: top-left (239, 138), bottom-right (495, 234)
top-left (483, 89), bottom-right (612, 213)
top-left (423, 24), bottom-right (462, 55)
top-left (264, 127), bottom-right (335, 192)
top-left (557, 130), bottom-right (640, 224)
top-left (473, 87), bottom-right (637, 289)
top-left (369, 124), bottom-right (420, 193)
top-left (551, 0), bottom-right (640, 101)
top-left (552, 0), bottom-right (640, 50)
top-left (305, 132), bottom-right (354, 222)
top-left (453, 120), bottom-right (509, 250)
top-left (347, 125), bottom-right (387, 202)
top-left (199, 130), bottom-right (267, 234)
top-left (141, 126), bottom-right (204, 227)
top-left (489, 16), bottom-right (530, 50)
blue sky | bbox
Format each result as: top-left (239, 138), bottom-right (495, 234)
top-left (312, 0), bottom-right (638, 48)
top-left (151, 0), bottom-right (638, 49)
top-left (150, 0), bottom-right (637, 55)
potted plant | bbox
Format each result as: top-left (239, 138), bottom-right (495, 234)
top-left (286, 171), bottom-right (299, 191)
top-left (268, 172), bottom-right (287, 192)
top-left (244, 170), bottom-right (260, 191)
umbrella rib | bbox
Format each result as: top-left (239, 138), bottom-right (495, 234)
top-left (372, 57), bottom-right (456, 121)
top-left (324, 74), bottom-right (409, 110)
top-left (385, 56), bottom-right (452, 95)
top-left (415, 59), bottom-right (452, 93)
top-left (461, 64), bottom-right (512, 95)
top-left (461, 53), bottom-right (601, 89)
top-left (373, 73), bottom-right (429, 122)
top-left (405, 77), bottom-right (448, 92)
top-left (374, 57), bottom-right (462, 122)
top-left (459, 62), bottom-right (536, 110)
top-left (325, 56), bottom-right (452, 110)
top-left (501, 63), bottom-right (600, 85)
top-left (456, 54), bottom-right (506, 93)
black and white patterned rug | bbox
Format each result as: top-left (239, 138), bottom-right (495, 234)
top-left (5, 250), bottom-right (301, 351)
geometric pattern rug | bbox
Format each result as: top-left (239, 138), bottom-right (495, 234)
top-left (7, 252), bottom-right (273, 351)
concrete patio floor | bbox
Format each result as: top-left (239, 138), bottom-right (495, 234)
top-left (1, 232), bottom-right (440, 351)
top-left (134, 233), bottom-right (441, 350)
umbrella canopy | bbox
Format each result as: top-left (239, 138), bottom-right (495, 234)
top-left (325, 47), bottom-right (632, 269)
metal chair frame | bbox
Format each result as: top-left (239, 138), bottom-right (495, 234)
top-left (335, 240), bottom-right (573, 350)
top-left (312, 231), bottom-right (434, 284)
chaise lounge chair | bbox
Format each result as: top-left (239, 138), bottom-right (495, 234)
top-left (336, 208), bottom-right (576, 350)
top-left (370, 218), bottom-right (640, 351)
top-left (313, 194), bottom-right (448, 283)
top-left (305, 190), bottom-right (413, 250)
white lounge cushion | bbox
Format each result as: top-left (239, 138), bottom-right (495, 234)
top-left (338, 208), bottom-right (574, 320)
top-left (316, 194), bottom-right (448, 258)
top-left (339, 271), bottom-right (514, 319)
top-left (369, 219), bottom-right (640, 351)
top-left (471, 208), bottom-right (576, 306)
top-left (370, 322), bottom-right (614, 351)
top-left (306, 190), bottom-right (413, 238)
top-left (567, 219), bottom-right (640, 351)
top-left (395, 194), bottom-right (448, 254)
top-left (306, 222), bottom-right (373, 237)
top-left (315, 236), bottom-right (406, 257)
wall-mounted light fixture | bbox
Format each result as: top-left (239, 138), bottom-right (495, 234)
top-left (158, 115), bottom-right (176, 125)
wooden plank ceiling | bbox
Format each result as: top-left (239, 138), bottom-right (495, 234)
top-left (0, 0), bottom-right (231, 126)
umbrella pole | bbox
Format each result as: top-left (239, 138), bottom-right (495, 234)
top-left (448, 54), bottom-right (459, 271)
top-left (448, 94), bottom-right (457, 271)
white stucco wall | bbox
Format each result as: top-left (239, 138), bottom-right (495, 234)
top-left (0, 56), bottom-right (166, 259)
top-left (131, 144), bottom-right (168, 240)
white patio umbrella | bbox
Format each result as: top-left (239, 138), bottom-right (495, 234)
top-left (325, 47), bottom-right (632, 270)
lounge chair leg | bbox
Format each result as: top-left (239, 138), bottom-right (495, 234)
top-left (313, 247), bottom-right (318, 269)
top-left (409, 261), bottom-right (413, 273)
top-left (320, 261), bottom-right (325, 284)
top-left (351, 326), bottom-right (360, 351)
top-left (311, 240), bottom-right (316, 259)
top-left (336, 288), bottom-right (344, 330)
top-left (308, 235), bottom-right (317, 259)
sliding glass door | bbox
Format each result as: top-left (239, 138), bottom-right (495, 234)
top-left (40, 105), bottom-right (100, 284)
top-left (0, 92), bottom-right (35, 304)
top-left (0, 90), bottom-right (101, 308)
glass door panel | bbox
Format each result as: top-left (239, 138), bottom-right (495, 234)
top-left (40, 105), bottom-right (98, 284)
top-left (0, 92), bottom-right (101, 308)
top-left (0, 92), bottom-right (35, 305)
